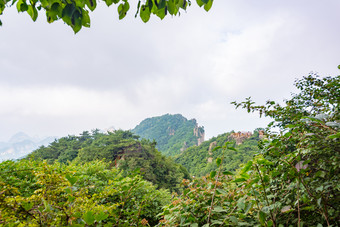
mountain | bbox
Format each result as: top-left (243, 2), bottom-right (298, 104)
top-left (0, 132), bottom-right (56, 162)
top-left (174, 129), bottom-right (263, 176)
top-left (131, 114), bottom-right (205, 156)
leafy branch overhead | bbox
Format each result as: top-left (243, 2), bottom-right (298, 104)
top-left (0, 0), bottom-right (214, 33)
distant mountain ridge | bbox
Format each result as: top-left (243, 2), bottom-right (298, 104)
top-left (132, 114), bottom-right (205, 156)
top-left (0, 132), bottom-right (56, 161)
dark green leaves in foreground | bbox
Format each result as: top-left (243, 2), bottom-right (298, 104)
top-left (0, 0), bottom-right (214, 33)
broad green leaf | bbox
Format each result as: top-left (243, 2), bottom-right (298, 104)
top-left (213, 206), bottom-right (226, 212)
top-left (268, 220), bottom-right (273, 227)
top-left (95, 211), bottom-right (109, 222)
top-left (328, 132), bottom-right (340, 139)
top-left (196, 0), bottom-right (204, 7)
top-left (237, 198), bottom-right (245, 210)
top-left (229, 216), bottom-right (238, 225)
top-left (22, 201), bottom-right (33, 211)
top-left (234, 177), bottom-right (246, 183)
top-left (65, 173), bottom-right (78, 185)
top-left (241, 160), bottom-right (253, 173)
top-left (216, 157), bottom-right (222, 167)
top-left (27, 5), bottom-right (38, 21)
top-left (85, 0), bottom-right (96, 11)
top-left (140, 5), bottom-right (150, 22)
top-left (210, 170), bottom-right (216, 178)
top-left (222, 170), bottom-right (234, 175)
top-left (259, 211), bottom-right (266, 225)
top-left (83, 211), bottom-right (95, 225)
top-left (203, 0), bottom-right (213, 11)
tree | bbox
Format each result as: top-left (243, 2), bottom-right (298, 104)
top-left (160, 70), bottom-right (339, 226)
top-left (0, 0), bottom-right (214, 33)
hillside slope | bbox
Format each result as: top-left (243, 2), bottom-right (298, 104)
top-left (28, 130), bottom-right (189, 192)
top-left (174, 130), bottom-right (262, 176)
top-left (131, 114), bottom-right (204, 156)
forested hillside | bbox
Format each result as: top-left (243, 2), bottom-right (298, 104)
top-left (0, 74), bottom-right (338, 226)
top-left (174, 130), bottom-right (261, 176)
top-left (132, 114), bottom-right (205, 156)
top-left (28, 130), bottom-right (189, 192)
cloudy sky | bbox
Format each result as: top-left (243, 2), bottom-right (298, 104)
top-left (0, 0), bottom-right (339, 141)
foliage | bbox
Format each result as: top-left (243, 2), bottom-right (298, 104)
top-left (28, 129), bottom-right (189, 192)
top-left (0, 159), bottom-right (171, 226)
top-left (132, 114), bottom-right (205, 156)
top-left (174, 130), bottom-right (260, 177)
top-left (0, 0), bottom-right (214, 33)
top-left (160, 73), bottom-right (339, 226)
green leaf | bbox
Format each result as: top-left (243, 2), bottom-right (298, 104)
top-left (196, 0), bottom-right (204, 7)
top-left (118, 1), bottom-right (130, 19)
top-left (22, 202), bottom-right (33, 211)
top-left (167, 0), bottom-right (178, 15)
top-left (95, 211), bottom-right (109, 222)
top-left (237, 198), bottom-right (245, 210)
top-left (212, 146), bottom-right (222, 152)
top-left (222, 170), bottom-right (234, 175)
top-left (328, 132), bottom-right (340, 139)
top-left (241, 161), bottom-right (253, 173)
top-left (65, 174), bottom-right (78, 185)
top-left (259, 211), bottom-right (266, 225)
top-left (234, 177), bottom-right (246, 183)
top-left (16, 0), bottom-right (28, 12)
top-left (85, 0), bottom-right (96, 11)
top-left (27, 5), bottom-right (38, 21)
top-left (140, 5), bottom-right (150, 22)
top-left (229, 216), bottom-right (238, 225)
top-left (213, 206), bottom-right (225, 212)
top-left (216, 157), bottom-right (222, 167)
top-left (83, 211), bottom-right (95, 225)
top-left (268, 220), bottom-right (273, 227)
top-left (210, 170), bottom-right (216, 178)
top-left (203, 0), bottom-right (213, 11)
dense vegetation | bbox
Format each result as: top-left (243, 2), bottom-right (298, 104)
top-left (0, 160), bottom-right (170, 226)
top-left (174, 130), bottom-right (261, 177)
top-left (28, 130), bottom-right (189, 192)
top-left (1, 72), bottom-right (338, 226)
top-left (132, 114), bottom-right (205, 156)
top-left (159, 73), bottom-right (339, 226)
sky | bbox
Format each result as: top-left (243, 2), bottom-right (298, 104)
top-left (0, 0), bottom-right (339, 141)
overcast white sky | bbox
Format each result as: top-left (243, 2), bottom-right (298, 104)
top-left (0, 0), bottom-right (339, 141)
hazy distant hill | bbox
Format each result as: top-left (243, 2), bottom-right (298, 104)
top-left (131, 114), bottom-right (205, 156)
top-left (0, 132), bottom-right (56, 161)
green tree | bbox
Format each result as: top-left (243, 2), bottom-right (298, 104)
top-left (160, 71), bottom-right (339, 226)
top-left (0, 0), bottom-right (214, 33)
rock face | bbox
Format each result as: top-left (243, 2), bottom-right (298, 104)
top-left (229, 131), bottom-right (253, 145)
top-left (193, 124), bottom-right (205, 146)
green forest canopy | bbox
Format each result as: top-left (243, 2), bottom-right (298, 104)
top-left (0, 0), bottom-right (214, 33)
top-left (28, 129), bottom-right (190, 192)
top-left (132, 114), bottom-right (205, 156)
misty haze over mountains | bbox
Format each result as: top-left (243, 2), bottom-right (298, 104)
top-left (0, 132), bottom-right (56, 161)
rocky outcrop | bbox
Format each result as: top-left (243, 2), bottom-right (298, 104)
top-left (229, 131), bottom-right (252, 145)
top-left (193, 124), bottom-right (205, 146)
top-left (168, 127), bottom-right (175, 136)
